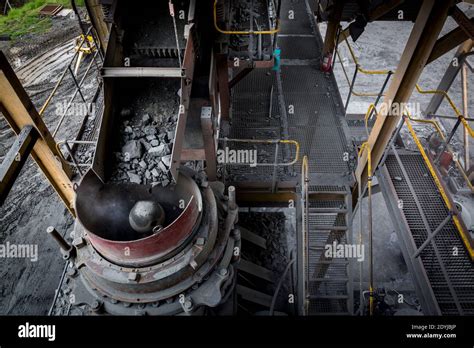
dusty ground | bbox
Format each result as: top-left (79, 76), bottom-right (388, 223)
top-left (0, 11), bottom-right (98, 315)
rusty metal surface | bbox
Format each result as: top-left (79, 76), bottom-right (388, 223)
top-left (39, 4), bottom-right (64, 16)
top-left (75, 170), bottom-right (202, 267)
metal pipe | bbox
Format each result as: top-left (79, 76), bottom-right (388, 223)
top-left (63, 142), bottom-right (83, 177)
top-left (301, 156), bottom-right (309, 314)
top-left (48, 260), bottom-right (70, 316)
top-left (373, 71), bottom-right (393, 109)
top-left (462, 62), bottom-right (470, 170)
top-left (269, 257), bottom-right (295, 315)
top-left (435, 117), bottom-right (462, 163)
top-left (358, 175), bottom-right (363, 316)
top-left (359, 143), bottom-right (373, 315)
top-left (228, 186), bottom-right (236, 210)
top-left (367, 147), bottom-right (374, 316)
top-left (169, 1), bottom-right (182, 67)
top-left (53, 53), bottom-right (97, 137)
top-left (38, 29), bottom-right (93, 117)
top-left (46, 226), bottom-right (72, 252)
top-left (345, 66), bottom-right (358, 113)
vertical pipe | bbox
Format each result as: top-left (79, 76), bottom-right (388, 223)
top-left (368, 159), bottom-right (374, 316)
top-left (169, 1), bottom-right (182, 67)
top-left (64, 142), bottom-right (83, 177)
top-left (358, 178), bottom-right (364, 315)
top-left (345, 66), bottom-right (358, 113)
top-left (462, 63), bottom-right (470, 170)
top-left (228, 186), bottom-right (236, 210)
top-left (435, 118), bottom-right (462, 163)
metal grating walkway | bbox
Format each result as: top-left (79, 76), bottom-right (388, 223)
top-left (378, 151), bottom-right (474, 315)
top-left (223, 0), bottom-right (354, 315)
top-left (224, 0), bottom-right (351, 185)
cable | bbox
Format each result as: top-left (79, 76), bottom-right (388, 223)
top-left (269, 256), bottom-right (295, 316)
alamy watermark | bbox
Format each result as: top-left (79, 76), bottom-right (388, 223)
top-left (55, 100), bottom-right (96, 117)
top-left (217, 147), bottom-right (258, 167)
top-left (324, 241), bottom-right (365, 262)
top-left (0, 242), bottom-right (38, 262)
top-left (379, 101), bottom-right (422, 117)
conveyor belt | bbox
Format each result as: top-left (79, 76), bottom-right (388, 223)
top-left (378, 150), bottom-right (474, 315)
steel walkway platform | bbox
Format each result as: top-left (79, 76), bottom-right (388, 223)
top-left (223, 0), bottom-right (352, 189)
top-left (224, 0), bottom-right (354, 315)
top-left (378, 149), bottom-right (474, 315)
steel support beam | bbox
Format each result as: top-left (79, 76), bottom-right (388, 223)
top-left (0, 125), bottom-right (37, 204)
top-left (337, 0), bottom-right (406, 45)
top-left (170, 27), bottom-right (196, 181)
top-left (85, 0), bottom-right (110, 54)
top-left (101, 67), bottom-right (184, 78)
top-left (323, 0), bottom-right (344, 56)
top-left (355, 0), bottom-right (454, 194)
top-left (201, 106), bottom-right (217, 181)
top-left (427, 18), bottom-right (474, 64)
top-left (216, 54), bottom-right (230, 120)
top-left (451, 6), bottom-right (474, 40)
top-left (425, 39), bottom-right (473, 116)
top-left (229, 67), bottom-right (253, 89)
top-left (0, 52), bottom-right (75, 215)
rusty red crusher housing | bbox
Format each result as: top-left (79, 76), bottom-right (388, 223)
top-left (64, 169), bottom-right (240, 315)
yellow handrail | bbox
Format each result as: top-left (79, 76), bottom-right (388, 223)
top-left (301, 155), bottom-right (309, 314)
top-left (213, 0), bottom-right (280, 35)
top-left (404, 109), bottom-right (474, 192)
top-left (364, 104), bottom-right (378, 134)
top-left (341, 30), bottom-right (392, 75)
top-left (358, 142), bottom-right (374, 315)
top-left (336, 49), bottom-right (383, 97)
top-left (405, 117), bottom-right (474, 260)
top-left (415, 84), bottom-right (474, 138)
top-left (336, 29), bottom-right (393, 98)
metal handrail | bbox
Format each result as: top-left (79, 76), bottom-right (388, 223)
top-left (341, 30), bottom-right (392, 75)
top-left (301, 155), bottom-right (309, 314)
top-left (335, 50), bottom-right (382, 98)
top-left (415, 84), bottom-right (474, 138)
top-left (358, 142), bottom-right (374, 315)
top-left (404, 109), bottom-right (474, 192)
top-left (56, 140), bottom-right (96, 176)
top-left (335, 29), bottom-right (394, 110)
top-left (38, 30), bottom-right (93, 116)
top-left (213, 0), bottom-right (280, 35)
top-left (404, 116), bottom-right (474, 260)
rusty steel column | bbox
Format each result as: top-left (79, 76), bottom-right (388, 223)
top-left (0, 52), bottom-right (75, 215)
top-left (355, 0), bottom-right (455, 193)
top-left (216, 54), bottom-right (230, 120)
